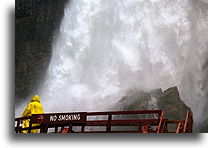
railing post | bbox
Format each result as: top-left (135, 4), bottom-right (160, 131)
top-left (163, 122), bottom-right (168, 133)
top-left (157, 110), bottom-right (164, 133)
top-left (68, 124), bottom-right (72, 133)
top-left (106, 114), bottom-right (112, 132)
top-left (55, 126), bottom-right (58, 133)
top-left (28, 120), bottom-right (32, 133)
top-left (189, 111), bottom-right (193, 133)
top-left (183, 111), bottom-right (193, 133)
top-left (40, 124), bottom-right (48, 133)
top-left (81, 125), bottom-right (85, 133)
top-left (15, 120), bottom-right (20, 133)
top-left (160, 121), bottom-right (167, 133)
top-left (176, 122), bottom-right (182, 133)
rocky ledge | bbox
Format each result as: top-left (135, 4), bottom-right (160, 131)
top-left (117, 86), bottom-right (191, 121)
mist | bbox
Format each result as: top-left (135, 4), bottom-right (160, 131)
top-left (16, 0), bottom-right (208, 131)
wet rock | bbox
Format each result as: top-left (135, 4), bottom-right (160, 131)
top-left (15, 0), bottom-right (68, 102)
top-left (150, 88), bottom-right (163, 98)
top-left (118, 86), bottom-right (191, 120)
top-left (116, 86), bottom-right (192, 132)
top-left (119, 90), bottom-right (151, 111)
top-left (156, 86), bottom-right (191, 120)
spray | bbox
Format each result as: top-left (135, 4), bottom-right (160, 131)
top-left (16, 0), bottom-right (208, 130)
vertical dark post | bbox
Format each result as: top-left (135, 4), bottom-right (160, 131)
top-left (40, 124), bottom-right (44, 133)
top-left (138, 123), bottom-right (142, 133)
top-left (165, 122), bottom-right (168, 133)
top-left (81, 125), bottom-right (85, 133)
top-left (55, 126), bottom-right (58, 133)
top-left (40, 124), bottom-right (48, 133)
top-left (68, 124), bottom-right (72, 133)
top-left (44, 124), bottom-right (49, 133)
top-left (106, 113), bottom-right (112, 132)
top-left (189, 112), bottom-right (193, 133)
top-left (28, 120), bottom-right (32, 133)
top-left (161, 122), bottom-right (168, 133)
top-left (15, 120), bottom-right (20, 133)
top-left (138, 125), bottom-right (140, 133)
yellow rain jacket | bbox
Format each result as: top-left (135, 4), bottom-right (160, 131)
top-left (21, 95), bottom-right (44, 133)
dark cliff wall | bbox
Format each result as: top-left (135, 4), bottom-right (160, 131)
top-left (15, 0), bottom-right (68, 102)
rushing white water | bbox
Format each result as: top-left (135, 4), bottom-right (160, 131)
top-left (16, 0), bottom-right (208, 130)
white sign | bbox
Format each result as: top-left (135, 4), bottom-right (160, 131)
top-left (49, 114), bottom-right (81, 122)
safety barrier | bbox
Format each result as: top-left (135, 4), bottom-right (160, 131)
top-left (15, 110), bottom-right (193, 133)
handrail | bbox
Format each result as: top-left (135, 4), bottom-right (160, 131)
top-left (15, 110), bottom-right (193, 133)
top-left (87, 110), bottom-right (162, 115)
top-left (15, 116), bottom-right (31, 121)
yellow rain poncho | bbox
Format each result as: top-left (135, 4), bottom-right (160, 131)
top-left (21, 95), bottom-right (44, 133)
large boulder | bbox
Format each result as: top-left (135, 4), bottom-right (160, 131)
top-left (115, 86), bottom-right (191, 132)
top-left (118, 90), bottom-right (151, 111)
top-left (117, 86), bottom-right (191, 120)
top-left (152, 86), bottom-right (191, 120)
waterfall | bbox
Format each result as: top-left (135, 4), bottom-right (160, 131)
top-left (17, 0), bottom-right (208, 130)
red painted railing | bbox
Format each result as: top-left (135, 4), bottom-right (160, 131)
top-left (15, 110), bottom-right (193, 133)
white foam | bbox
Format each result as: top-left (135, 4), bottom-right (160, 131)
top-left (17, 0), bottom-right (208, 129)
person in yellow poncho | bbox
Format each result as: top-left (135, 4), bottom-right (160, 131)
top-left (21, 95), bottom-right (44, 133)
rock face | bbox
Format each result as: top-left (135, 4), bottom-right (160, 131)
top-left (116, 86), bottom-right (191, 131)
top-left (118, 90), bottom-right (151, 111)
top-left (118, 86), bottom-right (191, 120)
top-left (153, 86), bottom-right (191, 120)
top-left (15, 0), bottom-right (68, 102)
